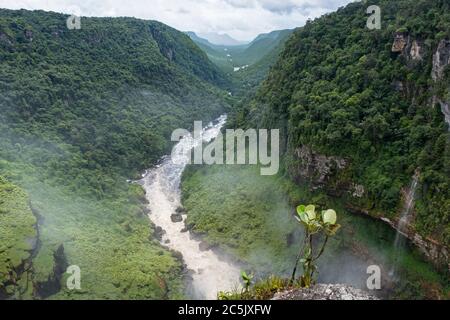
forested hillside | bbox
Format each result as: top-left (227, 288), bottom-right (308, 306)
top-left (187, 29), bottom-right (293, 93)
top-left (233, 29), bottom-right (295, 96)
top-left (0, 176), bottom-right (37, 299)
top-left (181, 0), bottom-right (449, 299)
top-left (229, 0), bottom-right (450, 250)
top-left (0, 9), bottom-right (230, 299)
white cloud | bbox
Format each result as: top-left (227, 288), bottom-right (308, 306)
top-left (0, 0), bottom-right (354, 41)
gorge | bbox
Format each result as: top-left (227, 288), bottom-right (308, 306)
top-left (0, 0), bottom-right (448, 301)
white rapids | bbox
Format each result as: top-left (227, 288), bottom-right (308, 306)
top-left (141, 115), bottom-right (240, 300)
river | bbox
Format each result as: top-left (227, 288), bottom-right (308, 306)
top-left (140, 116), bottom-right (445, 300)
top-left (141, 115), bottom-right (240, 300)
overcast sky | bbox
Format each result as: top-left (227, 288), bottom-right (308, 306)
top-left (1, 0), bottom-right (355, 41)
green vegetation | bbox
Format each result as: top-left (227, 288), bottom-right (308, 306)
top-left (0, 9), bottom-right (231, 299)
top-left (182, 164), bottom-right (449, 299)
top-left (187, 30), bottom-right (294, 95)
top-left (229, 0), bottom-right (450, 246)
top-left (182, 165), bottom-right (297, 274)
top-left (240, 271), bottom-right (254, 292)
top-left (219, 275), bottom-right (291, 300)
top-left (1, 0), bottom-right (449, 301)
top-left (0, 176), bottom-right (36, 299)
top-left (21, 177), bottom-right (186, 300)
top-left (232, 30), bottom-right (294, 95)
top-left (291, 205), bottom-right (340, 287)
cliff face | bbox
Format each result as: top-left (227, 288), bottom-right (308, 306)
top-left (290, 145), bottom-right (347, 190)
top-left (432, 40), bottom-right (450, 129)
top-left (233, 0), bottom-right (449, 269)
top-left (432, 40), bottom-right (450, 82)
top-left (289, 145), bottom-right (448, 268)
top-left (439, 100), bottom-right (450, 129)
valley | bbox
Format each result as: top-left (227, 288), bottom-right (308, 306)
top-left (0, 0), bottom-right (449, 301)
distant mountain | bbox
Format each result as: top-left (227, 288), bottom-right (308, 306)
top-left (197, 32), bottom-right (247, 46)
top-left (187, 29), bottom-right (293, 77)
top-left (233, 29), bottom-right (295, 94)
top-left (252, 29), bottom-right (291, 42)
top-left (233, 29), bottom-right (293, 67)
top-left (185, 31), bottom-right (215, 47)
top-left (187, 29), bottom-right (294, 94)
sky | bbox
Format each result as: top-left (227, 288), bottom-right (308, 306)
top-left (0, 0), bottom-right (355, 41)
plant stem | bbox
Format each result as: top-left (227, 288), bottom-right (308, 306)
top-left (307, 234), bottom-right (313, 280)
top-left (313, 235), bottom-right (329, 262)
top-left (290, 233), bottom-right (308, 285)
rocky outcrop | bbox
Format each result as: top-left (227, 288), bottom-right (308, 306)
top-left (34, 244), bottom-right (69, 299)
top-left (291, 145), bottom-right (347, 188)
top-left (392, 32), bottom-right (408, 53)
top-left (438, 99), bottom-right (450, 129)
top-left (149, 26), bottom-right (175, 63)
top-left (171, 213), bottom-right (183, 223)
top-left (432, 39), bottom-right (450, 81)
top-left (0, 32), bottom-right (13, 47)
top-left (25, 30), bottom-right (33, 42)
top-left (409, 40), bottom-right (424, 61)
top-left (380, 216), bottom-right (449, 271)
top-left (350, 184), bottom-right (365, 198)
top-left (272, 284), bottom-right (378, 300)
top-left (391, 33), bottom-right (425, 63)
top-left (345, 199), bottom-right (449, 270)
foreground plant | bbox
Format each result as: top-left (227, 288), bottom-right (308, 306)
top-left (241, 271), bottom-right (254, 293)
top-left (290, 205), bottom-right (341, 287)
top-left (219, 204), bottom-right (341, 300)
top-left (218, 276), bottom-right (289, 300)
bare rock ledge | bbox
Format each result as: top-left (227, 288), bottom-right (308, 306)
top-left (272, 284), bottom-right (378, 300)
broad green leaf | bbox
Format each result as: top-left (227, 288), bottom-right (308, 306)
top-left (299, 212), bottom-right (309, 224)
top-left (305, 205), bottom-right (316, 220)
top-left (323, 209), bottom-right (337, 225)
top-left (297, 205), bottom-right (306, 215)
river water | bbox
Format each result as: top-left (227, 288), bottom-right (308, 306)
top-left (141, 115), bottom-right (240, 300)
top-left (140, 116), bottom-right (444, 300)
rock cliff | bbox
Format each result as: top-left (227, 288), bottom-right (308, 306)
top-left (272, 284), bottom-right (378, 300)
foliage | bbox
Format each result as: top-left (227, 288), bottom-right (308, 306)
top-left (219, 276), bottom-right (291, 300)
top-left (229, 0), bottom-right (450, 245)
top-left (232, 30), bottom-right (295, 96)
top-left (241, 271), bottom-right (253, 293)
top-left (0, 176), bottom-right (36, 299)
top-left (219, 204), bottom-right (341, 300)
top-left (0, 9), bottom-right (231, 299)
top-left (181, 165), bottom-right (298, 274)
top-left (182, 164), bottom-right (448, 299)
top-left (291, 205), bottom-right (341, 287)
top-left (188, 30), bottom-right (294, 96)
